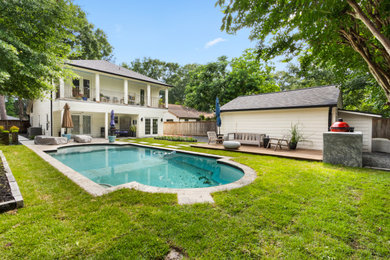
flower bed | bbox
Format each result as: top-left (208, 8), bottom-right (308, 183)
top-left (0, 151), bottom-right (23, 213)
top-left (154, 136), bottom-right (197, 142)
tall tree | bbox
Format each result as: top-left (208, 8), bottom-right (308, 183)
top-left (217, 0), bottom-right (390, 103)
top-left (184, 56), bottom-right (230, 111)
top-left (0, 0), bottom-right (82, 99)
top-left (223, 49), bottom-right (279, 101)
top-left (68, 12), bottom-right (113, 61)
top-left (122, 58), bottom-right (195, 104)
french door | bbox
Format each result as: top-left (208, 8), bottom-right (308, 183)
top-left (145, 118), bottom-right (158, 135)
top-left (71, 115), bottom-right (91, 135)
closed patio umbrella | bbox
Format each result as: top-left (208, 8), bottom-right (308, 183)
top-left (62, 103), bottom-right (73, 134)
top-left (215, 97), bottom-right (221, 135)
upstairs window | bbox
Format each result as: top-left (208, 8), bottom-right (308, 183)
top-left (72, 79), bottom-right (80, 97)
top-left (83, 79), bottom-right (90, 98)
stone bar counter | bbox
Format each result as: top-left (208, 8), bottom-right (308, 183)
top-left (323, 132), bottom-right (363, 167)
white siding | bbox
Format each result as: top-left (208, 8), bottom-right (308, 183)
top-left (338, 112), bottom-right (373, 152)
top-left (163, 112), bottom-right (179, 122)
top-left (220, 107), bottom-right (330, 150)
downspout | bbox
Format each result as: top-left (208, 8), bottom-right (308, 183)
top-left (50, 91), bottom-right (53, 136)
top-left (328, 106), bottom-right (333, 131)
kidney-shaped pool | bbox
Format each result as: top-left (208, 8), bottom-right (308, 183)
top-left (47, 145), bottom-right (244, 189)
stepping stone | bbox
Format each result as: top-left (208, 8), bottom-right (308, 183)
top-left (126, 140), bottom-right (136, 142)
top-left (178, 144), bottom-right (190, 147)
top-left (166, 145), bottom-right (180, 148)
top-left (138, 142), bottom-right (149, 144)
top-left (151, 143), bottom-right (164, 146)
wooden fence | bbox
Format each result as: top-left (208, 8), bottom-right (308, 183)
top-left (372, 118), bottom-right (390, 139)
top-left (163, 121), bottom-right (216, 136)
top-left (0, 120), bottom-right (30, 133)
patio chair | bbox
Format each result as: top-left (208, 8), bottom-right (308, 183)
top-left (207, 131), bottom-right (223, 144)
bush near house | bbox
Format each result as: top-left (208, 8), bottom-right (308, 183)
top-left (154, 136), bottom-right (197, 142)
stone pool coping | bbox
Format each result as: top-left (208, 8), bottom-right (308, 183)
top-left (0, 150), bottom-right (24, 212)
top-left (21, 141), bottom-right (257, 204)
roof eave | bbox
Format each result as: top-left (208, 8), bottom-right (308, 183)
top-left (221, 104), bottom-right (338, 113)
top-left (66, 63), bottom-right (173, 88)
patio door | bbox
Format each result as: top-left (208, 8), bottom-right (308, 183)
top-left (71, 115), bottom-right (91, 135)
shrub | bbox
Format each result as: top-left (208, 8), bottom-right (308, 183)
top-left (2, 130), bottom-right (9, 134)
top-left (0, 126), bottom-right (4, 133)
top-left (154, 136), bottom-right (197, 142)
top-left (10, 126), bottom-right (19, 133)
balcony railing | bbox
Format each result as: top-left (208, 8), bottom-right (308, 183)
top-left (59, 90), bottom-right (166, 108)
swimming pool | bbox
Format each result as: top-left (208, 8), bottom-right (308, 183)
top-left (47, 145), bottom-right (244, 189)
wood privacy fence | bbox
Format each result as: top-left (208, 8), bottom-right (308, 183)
top-left (163, 121), bottom-right (217, 136)
top-left (372, 118), bottom-right (390, 139)
top-left (0, 120), bottom-right (30, 133)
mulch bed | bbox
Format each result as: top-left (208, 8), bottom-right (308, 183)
top-left (0, 162), bottom-right (14, 203)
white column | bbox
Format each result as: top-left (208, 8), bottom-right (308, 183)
top-left (165, 88), bottom-right (169, 108)
top-left (60, 110), bottom-right (64, 135)
top-left (147, 84), bottom-right (151, 107)
top-left (124, 80), bottom-right (128, 104)
top-left (104, 112), bottom-right (108, 139)
top-left (59, 78), bottom-right (65, 98)
top-left (95, 73), bottom-right (100, 102)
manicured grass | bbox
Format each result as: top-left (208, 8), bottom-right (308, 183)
top-left (0, 142), bottom-right (389, 258)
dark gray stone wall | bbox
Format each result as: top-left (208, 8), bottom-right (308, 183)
top-left (323, 132), bottom-right (363, 167)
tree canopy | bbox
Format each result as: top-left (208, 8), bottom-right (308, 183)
top-left (0, 0), bottom-right (83, 99)
top-left (217, 0), bottom-right (390, 103)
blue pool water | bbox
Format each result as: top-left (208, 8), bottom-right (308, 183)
top-left (47, 145), bottom-right (244, 189)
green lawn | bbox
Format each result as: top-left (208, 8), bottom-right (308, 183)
top-left (0, 141), bottom-right (389, 259)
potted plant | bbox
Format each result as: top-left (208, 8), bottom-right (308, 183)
top-left (288, 123), bottom-right (304, 150)
top-left (10, 126), bottom-right (19, 144)
top-left (129, 125), bottom-right (137, 137)
top-left (82, 94), bottom-right (88, 101)
top-left (1, 130), bottom-right (10, 145)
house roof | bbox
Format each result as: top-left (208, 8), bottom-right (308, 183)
top-left (220, 85), bottom-right (340, 112)
top-left (67, 60), bottom-right (171, 87)
top-left (168, 104), bottom-right (214, 119)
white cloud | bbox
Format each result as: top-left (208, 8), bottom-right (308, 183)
top-left (204, 37), bottom-right (227, 49)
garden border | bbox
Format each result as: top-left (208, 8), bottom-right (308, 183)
top-left (0, 150), bottom-right (23, 213)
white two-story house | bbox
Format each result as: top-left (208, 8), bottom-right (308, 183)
top-left (29, 60), bottom-right (170, 138)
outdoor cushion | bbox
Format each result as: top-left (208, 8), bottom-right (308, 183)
top-left (34, 136), bottom-right (68, 145)
top-left (73, 135), bottom-right (92, 143)
top-left (223, 141), bottom-right (241, 149)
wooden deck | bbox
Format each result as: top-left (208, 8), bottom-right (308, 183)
top-left (191, 143), bottom-right (323, 161)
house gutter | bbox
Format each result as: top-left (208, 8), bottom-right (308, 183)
top-left (220, 104), bottom-right (338, 113)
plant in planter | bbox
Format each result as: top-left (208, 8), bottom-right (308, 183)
top-left (129, 125), bottom-right (137, 137)
top-left (288, 123), bottom-right (304, 150)
top-left (10, 126), bottom-right (19, 144)
top-left (1, 130), bottom-right (10, 145)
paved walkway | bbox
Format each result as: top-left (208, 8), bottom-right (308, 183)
top-left (191, 143), bottom-right (323, 161)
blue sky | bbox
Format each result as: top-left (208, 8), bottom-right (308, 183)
top-left (74, 0), bottom-right (288, 71)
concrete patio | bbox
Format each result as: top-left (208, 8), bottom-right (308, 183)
top-left (191, 143), bottom-right (323, 161)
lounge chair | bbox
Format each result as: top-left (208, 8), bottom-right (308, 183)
top-left (207, 131), bottom-right (223, 144)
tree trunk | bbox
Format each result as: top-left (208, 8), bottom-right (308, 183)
top-left (0, 95), bottom-right (7, 120)
top-left (18, 97), bottom-right (24, 121)
top-left (347, 0), bottom-right (390, 57)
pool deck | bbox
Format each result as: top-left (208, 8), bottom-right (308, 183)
top-left (19, 137), bottom-right (257, 205)
top-left (191, 143), bottom-right (323, 161)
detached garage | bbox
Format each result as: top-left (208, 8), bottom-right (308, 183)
top-left (220, 85), bottom-right (380, 152)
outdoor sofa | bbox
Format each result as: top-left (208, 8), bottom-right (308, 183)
top-left (226, 133), bottom-right (265, 147)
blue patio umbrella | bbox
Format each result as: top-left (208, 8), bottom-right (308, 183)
top-left (110, 110), bottom-right (115, 127)
top-left (215, 97), bottom-right (221, 135)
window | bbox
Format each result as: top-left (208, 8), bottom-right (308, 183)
top-left (152, 119), bottom-right (158, 134)
top-left (83, 79), bottom-right (90, 98)
top-left (166, 119), bottom-right (173, 122)
top-left (71, 115), bottom-right (80, 134)
top-left (140, 89), bottom-right (145, 106)
top-left (72, 79), bottom-right (80, 97)
top-left (83, 115), bottom-right (91, 134)
top-left (145, 118), bottom-right (151, 135)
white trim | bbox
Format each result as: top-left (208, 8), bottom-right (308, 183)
top-left (338, 110), bottom-right (382, 118)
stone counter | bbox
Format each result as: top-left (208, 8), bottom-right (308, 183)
top-left (323, 132), bottom-right (363, 167)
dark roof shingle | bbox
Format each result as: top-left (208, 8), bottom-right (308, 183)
top-left (220, 85), bottom-right (340, 112)
top-left (168, 104), bottom-right (214, 119)
top-left (67, 60), bottom-right (171, 87)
